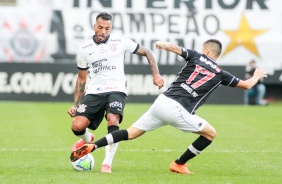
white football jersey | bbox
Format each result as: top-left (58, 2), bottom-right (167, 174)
top-left (77, 34), bottom-right (138, 95)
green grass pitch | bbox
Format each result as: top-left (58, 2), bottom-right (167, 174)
top-left (1, 101), bottom-right (281, 184)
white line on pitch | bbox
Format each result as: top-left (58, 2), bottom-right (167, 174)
top-left (0, 148), bottom-right (280, 153)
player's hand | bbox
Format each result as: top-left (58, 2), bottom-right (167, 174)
top-left (254, 68), bottom-right (267, 79)
top-left (153, 74), bottom-right (164, 89)
top-left (156, 41), bottom-right (166, 50)
top-left (67, 105), bottom-right (77, 117)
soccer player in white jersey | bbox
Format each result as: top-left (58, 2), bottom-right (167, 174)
top-left (70, 39), bottom-right (267, 174)
top-left (67, 12), bottom-right (164, 173)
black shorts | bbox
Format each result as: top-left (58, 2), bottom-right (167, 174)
top-left (75, 92), bottom-right (127, 130)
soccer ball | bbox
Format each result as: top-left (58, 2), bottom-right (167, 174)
top-left (71, 153), bottom-right (95, 171)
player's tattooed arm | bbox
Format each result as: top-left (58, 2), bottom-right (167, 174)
top-left (67, 70), bottom-right (87, 117)
top-left (135, 45), bottom-right (160, 75)
top-left (73, 70), bottom-right (87, 107)
top-left (135, 45), bottom-right (164, 89)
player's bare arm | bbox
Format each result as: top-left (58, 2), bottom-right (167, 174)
top-left (135, 45), bottom-right (164, 89)
top-left (236, 68), bottom-right (267, 90)
top-left (156, 41), bottom-right (182, 55)
top-left (67, 70), bottom-right (87, 117)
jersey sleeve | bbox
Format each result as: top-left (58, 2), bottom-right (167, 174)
top-left (76, 46), bottom-right (88, 70)
top-left (221, 70), bottom-right (240, 87)
top-left (122, 37), bottom-right (138, 53)
top-left (180, 48), bottom-right (199, 62)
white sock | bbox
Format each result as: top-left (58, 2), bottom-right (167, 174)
top-left (77, 128), bottom-right (92, 143)
top-left (102, 142), bottom-right (119, 167)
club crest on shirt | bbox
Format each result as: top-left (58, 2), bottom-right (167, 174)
top-left (109, 43), bottom-right (117, 52)
top-left (77, 104), bottom-right (87, 113)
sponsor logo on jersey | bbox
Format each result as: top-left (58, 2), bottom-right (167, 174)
top-left (109, 101), bottom-right (123, 109)
top-left (82, 43), bottom-right (92, 49)
top-left (77, 104), bottom-right (87, 113)
top-left (93, 65), bottom-right (117, 73)
top-left (199, 56), bottom-right (221, 72)
top-left (92, 59), bottom-right (117, 73)
top-left (92, 59), bottom-right (106, 68)
top-left (110, 39), bottom-right (121, 42)
top-left (97, 86), bottom-right (118, 91)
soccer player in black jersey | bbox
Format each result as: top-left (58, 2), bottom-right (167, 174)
top-left (70, 39), bottom-right (267, 174)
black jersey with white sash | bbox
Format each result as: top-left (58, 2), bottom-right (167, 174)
top-left (163, 48), bottom-right (240, 114)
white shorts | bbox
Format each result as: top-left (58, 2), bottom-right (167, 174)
top-left (133, 94), bottom-right (207, 133)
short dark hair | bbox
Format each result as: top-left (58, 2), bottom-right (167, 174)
top-left (96, 12), bottom-right (112, 21)
top-left (203, 39), bottom-right (222, 57)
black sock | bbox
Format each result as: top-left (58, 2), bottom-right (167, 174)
top-left (72, 129), bottom-right (86, 135)
top-left (94, 130), bottom-right (128, 149)
top-left (108, 125), bottom-right (119, 133)
top-left (175, 136), bottom-right (212, 165)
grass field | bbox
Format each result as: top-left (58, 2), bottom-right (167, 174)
top-left (1, 101), bottom-right (282, 184)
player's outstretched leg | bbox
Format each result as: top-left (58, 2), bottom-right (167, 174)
top-left (70, 143), bottom-right (96, 162)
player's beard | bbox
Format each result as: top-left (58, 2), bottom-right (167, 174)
top-left (96, 34), bottom-right (108, 43)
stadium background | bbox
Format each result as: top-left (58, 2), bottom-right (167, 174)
top-left (0, 0), bottom-right (281, 104)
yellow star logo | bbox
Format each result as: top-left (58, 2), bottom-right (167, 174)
top-left (222, 14), bottom-right (268, 57)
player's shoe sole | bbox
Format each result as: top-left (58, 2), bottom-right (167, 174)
top-left (70, 143), bottom-right (95, 162)
top-left (169, 161), bottom-right (194, 174)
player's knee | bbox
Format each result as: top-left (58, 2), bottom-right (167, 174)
top-left (201, 124), bottom-right (216, 141)
top-left (106, 113), bottom-right (120, 125)
top-left (71, 117), bottom-right (88, 132)
top-left (210, 129), bottom-right (217, 140)
top-left (71, 121), bottom-right (84, 132)
top-left (207, 124), bottom-right (216, 140)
